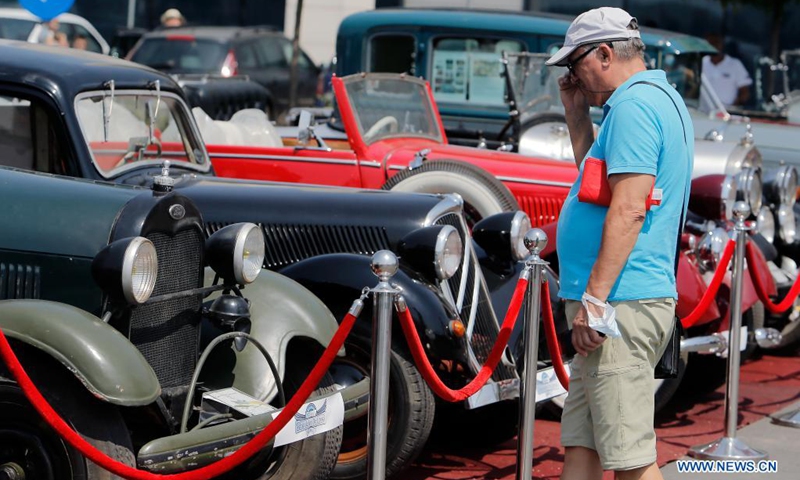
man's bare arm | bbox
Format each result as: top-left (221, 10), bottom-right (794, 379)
top-left (584, 173), bottom-right (654, 301)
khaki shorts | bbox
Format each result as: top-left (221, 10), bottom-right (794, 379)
top-left (560, 298), bottom-right (675, 471)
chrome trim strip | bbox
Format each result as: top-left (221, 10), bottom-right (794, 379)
top-left (495, 176), bottom-right (574, 188)
top-left (388, 165), bottom-right (405, 171)
top-left (424, 195), bottom-right (464, 227)
top-left (359, 161), bottom-right (382, 168)
top-left (208, 153), bottom-right (358, 166)
top-left (455, 240), bottom-right (471, 310)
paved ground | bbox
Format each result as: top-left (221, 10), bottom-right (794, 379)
top-left (404, 344), bottom-right (800, 479)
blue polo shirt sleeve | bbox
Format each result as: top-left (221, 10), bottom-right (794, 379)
top-left (599, 98), bottom-right (661, 177)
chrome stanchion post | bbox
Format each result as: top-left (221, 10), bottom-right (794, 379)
top-left (367, 250), bottom-right (400, 480)
top-left (689, 201), bottom-right (768, 460)
top-left (516, 228), bottom-right (548, 480)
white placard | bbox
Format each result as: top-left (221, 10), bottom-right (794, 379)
top-left (536, 364), bottom-right (570, 401)
top-left (273, 392), bottom-right (345, 447)
top-left (468, 52), bottom-right (506, 106)
top-left (431, 50), bottom-right (469, 103)
top-left (202, 387), bottom-right (276, 417)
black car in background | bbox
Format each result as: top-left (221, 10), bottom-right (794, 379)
top-left (128, 26), bottom-right (319, 121)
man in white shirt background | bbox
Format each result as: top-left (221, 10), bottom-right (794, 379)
top-left (702, 33), bottom-right (752, 108)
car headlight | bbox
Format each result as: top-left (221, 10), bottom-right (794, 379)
top-left (696, 227), bottom-right (728, 272)
top-left (689, 174), bottom-right (737, 221)
top-left (92, 237), bottom-right (158, 304)
top-left (398, 225), bottom-right (463, 281)
top-left (736, 167), bottom-right (762, 215)
top-left (206, 223), bottom-right (265, 285)
top-left (755, 206), bottom-right (776, 244)
top-left (777, 204), bottom-right (797, 244)
top-left (472, 211), bottom-right (532, 262)
top-left (763, 165), bottom-right (798, 207)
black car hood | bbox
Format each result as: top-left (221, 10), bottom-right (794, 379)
top-left (173, 175), bottom-right (458, 266)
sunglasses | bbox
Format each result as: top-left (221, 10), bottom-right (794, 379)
top-left (565, 45), bottom-right (599, 74)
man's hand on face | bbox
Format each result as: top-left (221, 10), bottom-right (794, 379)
top-left (571, 304), bottom-right (606, 356)
top-left (558, 73), bottom-right (590, 115)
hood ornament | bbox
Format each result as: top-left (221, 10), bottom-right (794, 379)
top-left (153, 160), bottom-right (174, 195)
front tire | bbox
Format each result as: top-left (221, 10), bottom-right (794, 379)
top-left (0, 348), bottom-right (134, 480)
top-left (382, 160), bottom-right (519, 225)
top-left (259, 346), bottom-right (343, 480)
top-left (331, 338), bottom-right (435, 480)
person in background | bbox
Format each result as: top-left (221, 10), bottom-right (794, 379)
top-left (546, 6), bottom-right (692, 480)
top-left (160, 8), bottom-right (186, 28)
top-left (42, 19), bottom-right (68, 47)
top-left (72, 34), bottom-right (88, 51)
top-left (702, 34), bottom-right (752, 108)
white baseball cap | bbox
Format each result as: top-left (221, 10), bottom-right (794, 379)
top-left (546, 7), bottom-right (641, 66)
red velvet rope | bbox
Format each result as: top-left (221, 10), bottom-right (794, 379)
top-left (680, 239), bottom-right (736, 329)
top-left (0, 310), bottom-right (359, 480)
top-left (541, 281), bottom-right (569, 391)
top-left (747, 241), bottom-right (800, 313)
top-left (397, 275), bottom-right (529, 402)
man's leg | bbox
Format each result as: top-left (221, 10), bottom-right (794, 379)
top-left (614, 462), bottom-right (663, 480)
top-left (561, 446), bottom-right (603, 480)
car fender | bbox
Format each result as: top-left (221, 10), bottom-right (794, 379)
top-left (0, 299), bottom-right (160, 406)
top-left (202, 268), bottom-right (340, 402)
top-left (279, 253), bottom-right (469, 366)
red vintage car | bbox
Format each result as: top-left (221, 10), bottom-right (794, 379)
top-left (207, 73), bottom-right (777, 408)
top-left (209, 73), bottom-right (576, 228)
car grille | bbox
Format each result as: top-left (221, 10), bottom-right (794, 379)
top-left (434, 213), bottom-right (518, 383)
top-left (516, 195), bottom-right (564, 227)
top-left (130, 229), bottom-right (203, 389)
top-left (0, 264), bottom-right (40, 300)
top-left (205, 221), bottom-right (391, 269)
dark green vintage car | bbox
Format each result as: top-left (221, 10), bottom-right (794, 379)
top-left (0, 167), bottom-right (352, 479)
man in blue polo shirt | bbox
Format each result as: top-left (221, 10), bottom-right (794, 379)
top-left (546, 7), bottom-right (692, 480)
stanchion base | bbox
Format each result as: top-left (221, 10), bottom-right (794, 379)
top-left (771, 408), bottom-right (800, 428)
top-left (688, 437), bottom-right (767, 461)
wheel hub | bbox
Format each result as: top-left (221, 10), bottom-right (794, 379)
top-left (0, 463), bottom-right (25, 480)
top-left (0, 430), bottom-right (55, 480)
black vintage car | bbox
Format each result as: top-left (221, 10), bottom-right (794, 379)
top-left (0, 167), bottom-right (351, 479)
top-left (0, 41), bottom-right (567, 479)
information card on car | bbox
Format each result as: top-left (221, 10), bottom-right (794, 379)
top-left (201, 387), bottom-right (345, 446)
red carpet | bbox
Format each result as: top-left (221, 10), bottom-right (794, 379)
top-left (405, 346), bottom-right (800, 479)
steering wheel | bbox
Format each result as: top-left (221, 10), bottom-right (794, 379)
top-left (364, 116), bottom-right (399, 140)
top-left (114, 137), bottom-right (163, 169)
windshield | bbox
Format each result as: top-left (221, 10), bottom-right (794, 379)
top-left (430, 36), bottom-right (523, 108)
top-left (75, 90), bottom-right (208, 178)
top-left (660, 52), bottom-right (703, 107)
top-left (342, 75), bottom-right (443, 145)
top-left (130, 38), bottom-right (227, 73)
top-left (782, 51), bottom-right (800, 98)
top-left (504, 52), bottom-right (563, 122)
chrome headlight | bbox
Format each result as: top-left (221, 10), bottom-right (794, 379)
top-left (435, 226), bottom-right (463, 280)
top-left (763, 165), bottom-right (798, 207)
top-left (206, 223), bottom-right (265, 285)
top-left (736, 167), bottom-right (762, 215)
top-left (696, 227), bottom-right (728, 272)
top-left (755, 206), bottom-right (776, 244)
top-left (472, 211), bottom-right (532, 263)
top-left (399, 225), bottom-right (463, 281)
top-left (92, 236), bottom-right (158, 304)
top-left (777, 204), bottom-right (797, 244)
top-left (510, 212), bottom-right (532, 261)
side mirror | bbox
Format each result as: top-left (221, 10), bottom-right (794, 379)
top-left (297, 110), bottom-right (314, 146)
